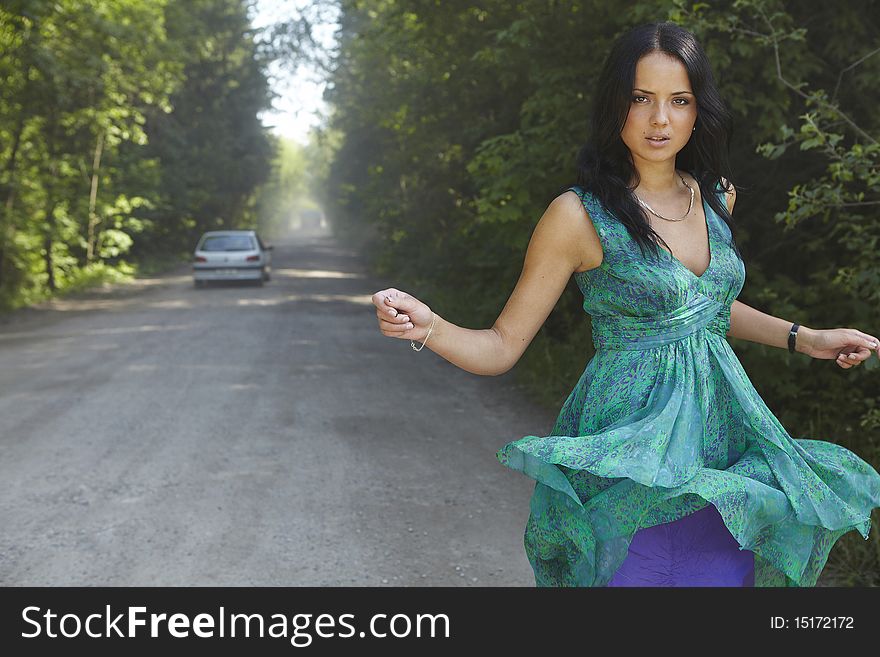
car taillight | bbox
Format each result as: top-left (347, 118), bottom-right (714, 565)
top-left (246, 255), bottom-right (259, 262)
top-left (195, 256), bottom-right (207, 262)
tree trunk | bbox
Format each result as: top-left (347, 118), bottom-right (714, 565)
top-left (43, 231), bottom-right (56, 292)
top-left (43, 182), bottom-right (58, 293)
top-left (44, 111), bottom-right (59, 293)
top-left (0, 93), bottom-right (28, 290)
top-left (86, 130), bottom-right (105, 263)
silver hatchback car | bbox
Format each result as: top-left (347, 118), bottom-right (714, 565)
top-left (192, 230), bottom-right (273, 287)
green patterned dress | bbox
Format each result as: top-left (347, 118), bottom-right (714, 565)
top-left (496, 183), bottom-right (880, 587)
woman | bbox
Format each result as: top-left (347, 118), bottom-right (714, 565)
top-left (370, 21), bottom-right (880, 587)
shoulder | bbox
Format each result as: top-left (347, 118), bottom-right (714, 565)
top-left (719, 176), bottom-right (736, 214)
top-left (550, 188), bottom-right (596, 223)
top-left (536, 189), bottom-right (604, 271)
top-left (680, 170), bottom-right (736, 214)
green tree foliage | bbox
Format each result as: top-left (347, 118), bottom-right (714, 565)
top-left (139, 0), bottom-right (274, 256)
top-left (0, 0), bottom-right (174, 301)
top-left (316, 0), bottom-right (880, 583)
top-left (0, 0), bottom-right (275, 308)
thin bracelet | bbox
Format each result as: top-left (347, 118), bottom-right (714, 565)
top-left (411, 312), bottom-right (437, 351)
top-left (787, 323), bottom-right (799, 354)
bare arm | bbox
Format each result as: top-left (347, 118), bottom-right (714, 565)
top-left (719, 182), bottom-right (878, 360)
top-left (726, 300), bottom-right (816, 352)
top-left (373, 191), bottom-right (602, 376)
top-left (719, 182), bottom-right (817, 350)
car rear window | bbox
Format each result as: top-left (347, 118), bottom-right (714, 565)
top-left (199, 235), bottom-right (256, 252)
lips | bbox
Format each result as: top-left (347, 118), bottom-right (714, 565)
top-left (646, 136), bottom-right (670, 141)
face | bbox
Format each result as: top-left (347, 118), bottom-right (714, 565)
top-left (620, 51), bottom-right (698, 171)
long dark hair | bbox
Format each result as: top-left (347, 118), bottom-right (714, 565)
top-left (573, 21), bottom-right (744, 263)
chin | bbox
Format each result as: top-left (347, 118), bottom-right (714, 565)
top-left (637, 149), bottom-right (681, 162)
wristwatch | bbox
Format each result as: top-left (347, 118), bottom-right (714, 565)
top-left (787, 323), bottom-right (799, 354)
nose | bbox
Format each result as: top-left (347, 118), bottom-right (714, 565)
top-left (651, 103), bottom-right (670, 125)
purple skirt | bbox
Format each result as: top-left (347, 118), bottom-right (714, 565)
top-left (607, 504), bottom-right (755, 587)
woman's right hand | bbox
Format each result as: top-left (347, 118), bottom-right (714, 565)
top-left (371, 288), bottom-right (434, 343)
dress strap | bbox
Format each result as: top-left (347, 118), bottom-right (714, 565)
top-left (566, 185), bottom-right (614, 252)
top-left (712, 179), bottom-right (731, 208)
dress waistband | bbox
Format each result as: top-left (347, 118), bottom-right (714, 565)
top-left (590, 295), bottom-right (731, 351)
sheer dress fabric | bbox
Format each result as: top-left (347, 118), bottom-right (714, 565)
top-left (496, 183), bottom-right (880, 587)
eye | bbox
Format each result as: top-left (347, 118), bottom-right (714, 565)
top-left (632, 95), bottom-right (647, 103)
top-left (673, 98), bottom-right (689, 105)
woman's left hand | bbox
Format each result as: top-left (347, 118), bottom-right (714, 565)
top-left (799, 327), bottom-right (880, 369)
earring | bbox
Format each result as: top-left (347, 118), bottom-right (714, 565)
top-left (692, 126), bottom-right (696, 131)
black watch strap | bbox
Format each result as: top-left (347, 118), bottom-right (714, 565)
top-left (788, 323), bottom-right (800, 354)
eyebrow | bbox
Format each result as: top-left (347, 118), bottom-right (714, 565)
top-left (633, 88), bottom-right (694, 95)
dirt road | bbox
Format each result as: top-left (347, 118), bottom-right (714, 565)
top-left (0, 227), bottom-right (560, 586)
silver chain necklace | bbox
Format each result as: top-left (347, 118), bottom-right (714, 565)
top-left (633, 172), bottom-right (695, 222)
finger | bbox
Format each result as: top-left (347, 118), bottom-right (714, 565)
top-left (372, 295), bottom-right (412, 323)
top-left (851, 347), bottom-right (871, 361)
top-left (371, 290), bottom-right (392, 309)
top-left (372, 288), bottom-right (403, 309)
top-left (852, 330), bottom-right (879, 352)
top-left (853, 329), bottom-right (878, 343)
top-left (383, 292), bottom-right (420, 313)
top-left (379, 318), bottom-right (414, 334)
top-left (375, 307), bottom-right (410, 323)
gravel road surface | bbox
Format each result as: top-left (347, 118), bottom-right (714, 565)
top-left (0, 226), bottom-right (561, 586)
